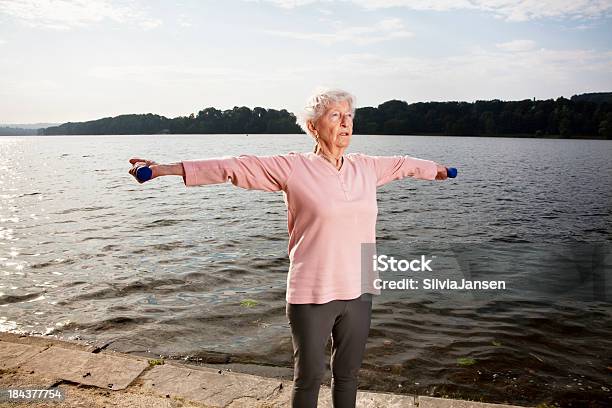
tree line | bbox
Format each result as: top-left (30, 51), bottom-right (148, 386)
top-left (29, 92), bottom-right (612, 139)
top-left (39, 107), bottom-right (302, 136)
top-left (354, 94), bottom-right (611, 138)
top-left (0, 127), bottom-right (36, 136)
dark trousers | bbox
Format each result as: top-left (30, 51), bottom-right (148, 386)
top-left (286, 293), bottom-right (373, 408)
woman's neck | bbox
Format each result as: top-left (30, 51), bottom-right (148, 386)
top-left (316, 145), bottom-right (344, 169)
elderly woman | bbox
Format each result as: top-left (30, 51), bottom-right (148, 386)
top-left (128, 89), bottom-right (449, 408)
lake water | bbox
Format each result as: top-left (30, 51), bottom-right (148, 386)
top-left (0, 134), bottom-right (611, 407)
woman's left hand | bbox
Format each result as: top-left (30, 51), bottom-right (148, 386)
top-left (435, 164), bottom-right (448, 180)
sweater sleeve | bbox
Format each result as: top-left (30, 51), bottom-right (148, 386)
top-left (181, 153), bottom-right (296, 192)
top-left (359, 154), bottom-right (438, 187)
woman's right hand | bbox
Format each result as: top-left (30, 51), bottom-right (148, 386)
top-left (434, 164), bottom-right (449, 180)
top-left (128, 158), bottom-right (159, 183)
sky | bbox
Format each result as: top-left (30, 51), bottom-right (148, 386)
top-left (0, 0), bottom-right (611, 124)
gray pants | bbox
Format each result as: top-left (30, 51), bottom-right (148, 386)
top-left (286, 293), bottom-right (373, 408)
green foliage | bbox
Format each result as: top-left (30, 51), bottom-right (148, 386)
top-left (535, 403), bottom-right (560, 408)
top-left (148, 358), bottom-right (164, 367)
top-left (352, 93), bottom-right (611, 139)
top-left (456, 357), bottom-right (477, 366)
top-left (34, 92), bottom-right (612, 139)
top-left (598, 112), bottom-right (612, 139)
top-left (571, 92), bottom-right (612, 104)
top-left (240, 299), bottom-right (258, 308)
top-left (40, 107), bottom-right (302, 135)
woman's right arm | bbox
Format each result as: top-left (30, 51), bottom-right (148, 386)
top-left (129, 154), bottom-right (296, 191)
top-left (128, 158), bottom-right (184, 183)
top-left (152, 163), bottom-right (185, 178)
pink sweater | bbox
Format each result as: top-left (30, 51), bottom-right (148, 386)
top-left (181, 151), bottom-right (438, 304)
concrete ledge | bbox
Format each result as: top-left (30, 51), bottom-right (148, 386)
top-left (0, 336), bottom-right (533, 407)
top-left (140, 363), bottom-right (285, 407)
top-left (138, 363), bottom-right (419, 407)
top-left (20, 345), bottom-right (149, 390)
top-left (0, 341), bottom-right (48, 370)
top-left (353, 391), bottom-right (418, 408)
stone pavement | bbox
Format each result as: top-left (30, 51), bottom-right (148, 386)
top-left (0, 333), bottom-right (531, 407)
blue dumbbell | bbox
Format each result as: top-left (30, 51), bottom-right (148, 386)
top-left (135, 165), bottom-right (153, 182)
top-left (446, 167), bottom-right (458, 178)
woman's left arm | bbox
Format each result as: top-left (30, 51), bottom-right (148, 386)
top-left (358, 154), bottom-right (447, 186)
top-left (180, 153), bottom-right (296, 191)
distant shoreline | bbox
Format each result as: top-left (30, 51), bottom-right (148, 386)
top-left (1, 133), bottom-right (609, 140)
top-left (5, 92), bottom-right (609, 139)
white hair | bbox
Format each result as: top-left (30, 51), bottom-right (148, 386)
top-left (298, 88), bottom-right (356, 139)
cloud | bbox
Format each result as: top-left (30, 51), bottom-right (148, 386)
top-left (88, 65), bottom-right (229, 82)
top-left (245, 0), bottom-right (320, 9)
top-left (0, 0), bottom-right (162, 30)
top-left (87, 64), bottom-right (303, 83)
top-left (258, 44), bottom-right (612, 106)
top-left (177, 14), bottom-right (193, 27)
top-left (352, 0), bottom-right (475, 12)
top-left (468, 0), bottom-right (612, 22)
top-left (0, 78), bottom-right (61, 95)
top-left (306, 46), bottom-right (612, 87)
top-left (571, 24), bottom-right (595, 30)
top-left (264, 18), bottom-right (413, 45)
top-left (495, 39), bottom-right (537, 52)
top-left (249, 0), bottom-right (612, 21)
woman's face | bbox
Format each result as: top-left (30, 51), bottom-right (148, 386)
top-left (310, 100), bottom-right (354, 151)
